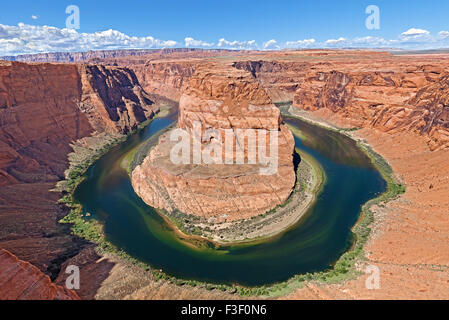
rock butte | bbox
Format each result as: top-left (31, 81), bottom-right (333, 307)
top-left (0, 49), bottom-right (448, 299)
top-left (131, 64), bottom-right (296, 221)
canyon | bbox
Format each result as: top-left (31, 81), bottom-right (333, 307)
top-left (0, 60), bottom-right (158, 298)
top-left (0, 49), bottom-right (448, 299)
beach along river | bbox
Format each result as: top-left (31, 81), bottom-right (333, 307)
top-left (73, 112), bottom-right (386, 286)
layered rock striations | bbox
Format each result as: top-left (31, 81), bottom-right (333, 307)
top-left (119, 50), bottom-right (449, 152)
top-left (138, 61), bottom-right (197, 101)
top-left (0, 61), bottom-right (156, 186)
top-left (78, 64), bottom-right (157, 133)
top-left (132, 64), bottom-right (296, 221)
top-left (0, 249), bottom-right (79, 300)
top-left (1, 48), bottom-right (243, 64)
top-left (405, 73), bottom-right (449, 150)
top-left (0, 60), bottom-right (156, 293)
top-left (292, 68), bottom-right (449, 150)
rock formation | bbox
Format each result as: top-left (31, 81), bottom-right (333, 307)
top-left (132, 64), bottom-right (296, 221)
top-left (405, 73), bottom-right (449, 150)
top-left (0, 60), bottom-right (156, 290)
top-left (292, 68), bottom-right (449, 150)
top-left (2, 49), bottom-right (449, 299)
top-left (77, 64), bottom-right (157, 133)
top-left (139, 61), bottom-right (196, 101)
top-left (0, 61), bottom-right (156, 186)
top-left (0, 249), bottom-right (79, 300)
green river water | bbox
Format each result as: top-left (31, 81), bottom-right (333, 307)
top-left (74, 111), bottom-right (386, 286)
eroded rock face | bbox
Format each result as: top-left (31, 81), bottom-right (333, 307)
top-left (0, 61), bottom-right (156, 283)
top-left (78, 64), bottom-right (156, 134)
top-left (406, 74), bottom-right (449, 150)
top-left (139, 61), bottom-right (196, 101)
top-left (292, 69), bottom-right (449, 150)
top-left (0, 61), bottom-right (156, 186)
top-left (0, 249), bottom-right (79, 300)
top-left (132, 65), bottom-right (296, 221)
top-left (0, 61), bottom-right (92, 186)
top-left (178, 65), bottom-right (283, 135)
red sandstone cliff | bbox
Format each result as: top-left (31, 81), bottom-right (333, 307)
top-left (77, 64), bottom-right (157, 133)
top-left (0, 249), bottom-right (79, 300)
top-left (292, 68), bottom-right (449, 150)
top-left (0, 60), bottom-right (156, 296)
top-left (138, 61), bottom-right (196, 101)
top-left (0, 61), bottom-right (156, 187)
top-left (404, 73), bottom-right (449, 150)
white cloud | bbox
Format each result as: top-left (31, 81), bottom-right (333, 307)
top-left (325, 37), bottom-right (347, 46)
top-left (438, 31), bottom-right (449, 39)
top-left (0, 23), bottom-right (177, 56)
top-left (217, 38), bottom-right (258, 50)
top-left (300, 28), bottom-right (449, 50)
top-left (401, 28), bottom-right (430, 36)
top-left (31, 15), bottom-right (38, 20)
top-left (347, 36), bottom-right (389, 47)
top-left (184, 37), bottom-right (213, 48)
top-left (2, 23), bottom-right (449, 56)
top-left (399, 28), bottom-right (432, 43)
top-left (263, 39), bottom-right (279, 50)
top-left (285, 38), bottom-right (316, 48)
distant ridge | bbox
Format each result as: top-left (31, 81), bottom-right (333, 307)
top-left (0, 48), bottom-right (242, 63)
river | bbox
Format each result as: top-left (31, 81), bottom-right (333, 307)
top-left (74, 110), bottom-right (386, 286)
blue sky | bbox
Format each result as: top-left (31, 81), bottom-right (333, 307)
top-left (1, 0), bottom-right (449, 55)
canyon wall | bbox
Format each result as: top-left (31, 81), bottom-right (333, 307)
top-left (292, 67), bottom-right (449, 150)
top-left (0, 60), bottom-right (156, 298)
top-left (233, 60), bottom-right (305, 102)
top-left (0, 61), bottom-right (156, 186)
top-left (78, 64), bottom-right (157, 134)
top-left (215, 51), bottom-right (449, 151)
top-left (0, 249), bottom-right (79, 300)
top-left (137, 61), bottom-right (197, 101)
top-left (20, 48), bottom-right (446, 152)
top-left (132, 63), bottom-right (296, 221)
